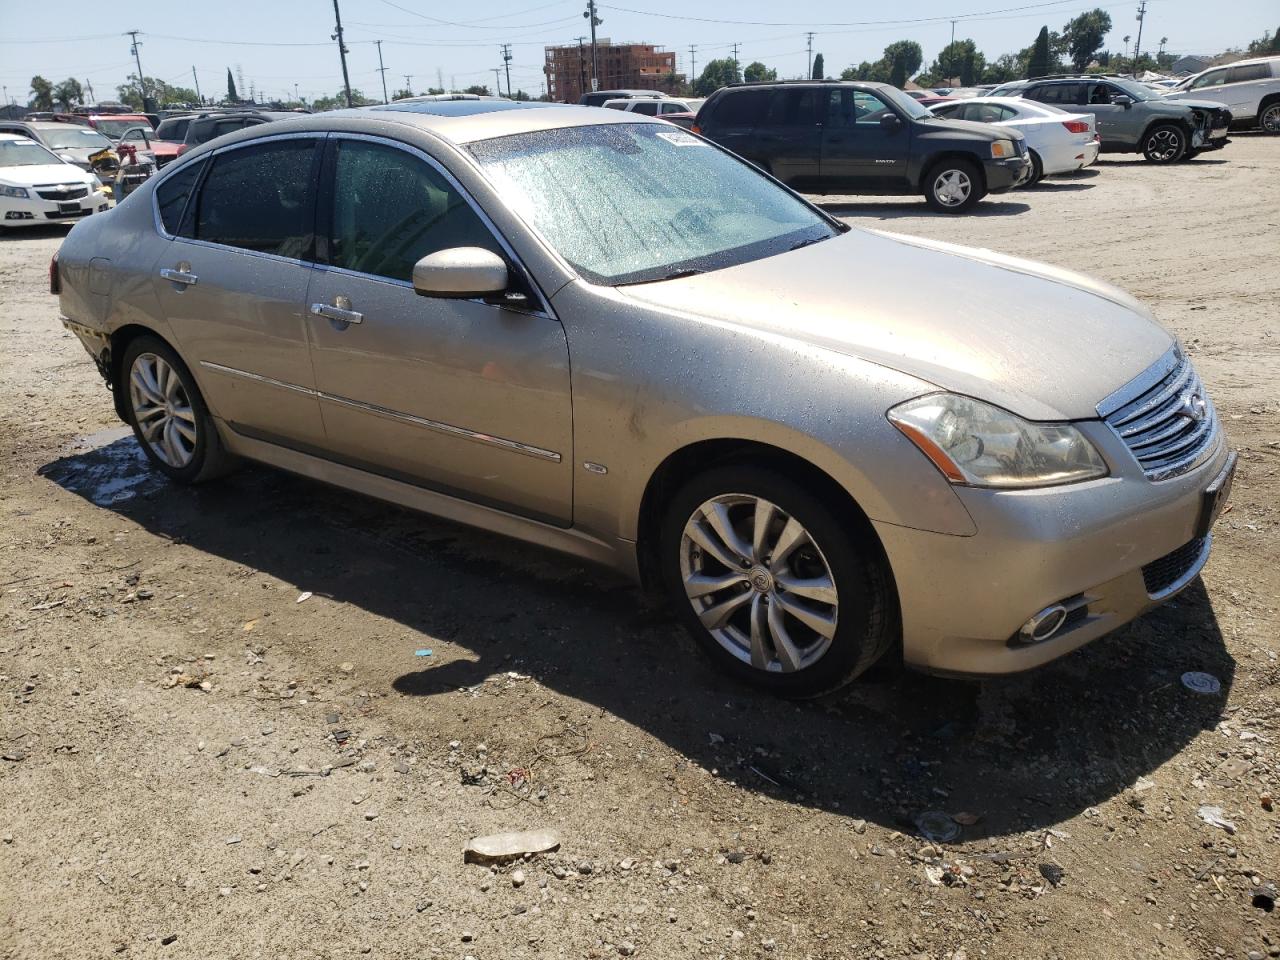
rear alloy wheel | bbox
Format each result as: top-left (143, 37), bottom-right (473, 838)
top-left (924, 159), bottom-right (982, 213)
top-left (121, 335), bottom-right (233, 484)
top-left (660, 466), bottom-right (893, 697)
top-left (1261, 102), bottom-right (1280, 134)
top-left (1142, 123), bottom-right (1186, 162)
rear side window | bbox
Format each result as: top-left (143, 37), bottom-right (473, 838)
top-left (191, 139), bottom-right (317, 258)
top-left (1029, 83), bottom-right (1084, 104)
top-left (629, 101), bottom-right (659, 116)
top-left (1228, 64), bottom-right (1269, 83)
top-left (660, 102), bottom-right (687, 114)
top-left (154, 158), bottom-right (205, 235)
top-left (326, 139), bottom-right (502, 282)
top-left (156, 117), bottom-right (191, 141)
top-left (708, 90), bottom-right (769, 126)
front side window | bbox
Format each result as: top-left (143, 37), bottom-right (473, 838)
top-left (1191, 69), bottom-right (1227, 89)
top-left (191, 139), bottom-right (316, 257)
top-left (469, 122), bottom-right (837, 286)
top-left (155, 158), bottom-right (206, 235)
top-left (328, 139), bottom-right (502, 282)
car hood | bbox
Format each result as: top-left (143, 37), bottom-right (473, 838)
top-left (1160, 95), bottom-right (1229, 111)
top-left (618, 228), bottom-right (1173, 421)
top-left (920, 117), bottom-right (1023, 142)
top-left (0, 163), bottom-right (94, 187)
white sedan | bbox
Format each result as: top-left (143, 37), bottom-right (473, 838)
top-left (0, 134), bottom-right (109, 229)
top-left (929, 97), bottom-right (1100, 183)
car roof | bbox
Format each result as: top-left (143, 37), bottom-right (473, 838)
top-left (184, 103), bottom-right (664, 158)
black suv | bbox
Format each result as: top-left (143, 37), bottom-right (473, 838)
top-left (179, 111), bottom-right (298, 155)
top-left (693, 80), bottom-right (1032, 212)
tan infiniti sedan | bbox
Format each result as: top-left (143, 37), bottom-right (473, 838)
top-left (53, 101), bottom-right (1234, 696)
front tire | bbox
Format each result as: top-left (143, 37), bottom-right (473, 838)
top-left (1027, 149), bottom-right (1044, 185)
top-left (1142, 123), bottom-right (1186, 162)
top-left (1260, 101), bottom-right (1280, 134)
top-left (120, 335), bottom-right (233, 484)
top-left (659, 466), bottom-right (894, 698)
top-left (923, 158), bottom-right (983, 213)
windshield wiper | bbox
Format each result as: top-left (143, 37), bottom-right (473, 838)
top-left (620, 268), bottom-right (705, 285)
top-left (789, 235), bottom-right (830, 251)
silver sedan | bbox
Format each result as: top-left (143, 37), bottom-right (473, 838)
top-left (53, 101), bottom-right (1234, 696)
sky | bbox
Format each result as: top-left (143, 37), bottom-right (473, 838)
top-left (0, 0), bottom-right (1275, 105)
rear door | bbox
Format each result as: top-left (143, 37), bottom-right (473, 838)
top-left (819, 88), bottom-right (910, 190)
top-left (699, 90), bottom-right (769, 168)
top-left (304, 135), bottom-right (573, 525)
top-left (754, 88), bottom-right (822, 187)
top-left (151, 134), bottom-right (327, 449)
top-left (1225, 63), bottom-right (1275, 118)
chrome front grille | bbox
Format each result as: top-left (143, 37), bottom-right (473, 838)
top-left (1098, 347), bottom-right (1221, 481)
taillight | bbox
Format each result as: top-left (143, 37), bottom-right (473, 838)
top-left (49, 252), bottom-right (61, 295)
top-left (690, 124), bottom-right (701, 135)
top-left (1062, 120), bottom-right (1090, 133)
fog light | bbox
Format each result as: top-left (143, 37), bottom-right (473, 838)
top-left (5, 211), bottom-right (34, 220)
top-left (1018, 604), bottom-right (1068, 644)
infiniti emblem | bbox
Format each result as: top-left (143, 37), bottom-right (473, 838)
top-left (1177, 392), bottom-right (1207, 422)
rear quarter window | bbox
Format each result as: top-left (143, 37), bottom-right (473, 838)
top-left (707, 90), bottom-right (770, 127)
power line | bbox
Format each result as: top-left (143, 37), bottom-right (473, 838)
top-left (597, 0), bottom-right (1128, 28)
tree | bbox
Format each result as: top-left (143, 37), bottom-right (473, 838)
top-left (1027, 26), bottom-right (1053, 78)
top-left (1247, 27), bottom-right (1280, 54)
top-left (392, 88), bottom-right (414, 100)
top-left (882, 40), bottom-right (923, 87)
top-left (29, 76), bottom-right (53, 110)
top-left (50, 78), bottom-right (83, 110)
top-left (226, 68), bottom-right (238, 103)
top-left (811, 53), bottom-right (825, 79)
top-left (693, 58), bottom-right (740, 96)
top-left (926, 39), bottom-right (984, 85)
top-left (311, 87), bottom-right (376, 111)
top-left (1062, 9), bottom-right (1112, 71)
top-left (463, 84), bottom-right (490, 96)
top-left (743, 61), bottom-right (776, 83)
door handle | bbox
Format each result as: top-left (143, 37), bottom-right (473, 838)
top-left (159, 267), bottom-right (197, 286)
top-left (310, 302), bottom-right (364, 325)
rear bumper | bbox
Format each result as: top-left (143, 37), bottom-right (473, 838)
top-left (877, 429), bottom-right (1233, 676)
top-left (984, 155), bottom-right (1033, 192)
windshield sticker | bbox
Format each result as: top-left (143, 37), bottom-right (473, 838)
top-left (654, 129), bottom-right (705, 146)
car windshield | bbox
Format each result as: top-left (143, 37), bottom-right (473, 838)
top-left (1108, 79), bottom-right (1153, 102)
top-left (469, 123), bottom-right (837, 286)
top-left (876, 86), bottom-right (931, 119)
top-left (42, 127), bottom-right (112, 150)
top-left (0, 139), bottom-right (62, 167)
top-left (94, 118), bottom-right (145, 139)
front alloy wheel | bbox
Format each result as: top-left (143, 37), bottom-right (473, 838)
top-left (660, 466), bottom-right (894, 697)
top-left (924, 159), bottom-right (983, 213)
top-left (680, 494), bottom-right (838, 673)
top-left (1261, 102), bottom-right (1280, 134)
top-left (129, 352), bottom-right (198, 468)
top-left (1143, 124), bottom-right (1185, 162)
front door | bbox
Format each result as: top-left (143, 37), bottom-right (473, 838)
top-left (1083, 82), bottom-right (1138, 145)
top-left (305, 136), bottom-right (573, 525)
top-left (150, 135), bottom-right (327, 449)
top-left (819, 89), bottom-right (911, 190)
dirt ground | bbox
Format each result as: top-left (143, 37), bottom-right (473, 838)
top-left (2, 135), bottom-right (1278, 960)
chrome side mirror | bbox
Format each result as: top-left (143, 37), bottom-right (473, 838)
top-left (412, 247), bottom-right (508, 299)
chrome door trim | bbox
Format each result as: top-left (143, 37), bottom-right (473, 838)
top-left (323, 131), bottom-right (558, 321)
top-left (199, 360), bottom-right (561, 463)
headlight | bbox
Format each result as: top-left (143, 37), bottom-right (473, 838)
top-left (59, 153), bottom-right (77, 163)
top-left (92, 176), bottom-right (105, 190)
top-left (990, 139), bottom-right (1017, 159)
top-left (888, 393), bottom-right (1108, 488)
top-left (0, 184), bottom-right (29, 198)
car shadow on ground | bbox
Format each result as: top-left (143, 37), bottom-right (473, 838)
top-left (41, 434), bottom-right (1235, 842)
top-left (815, 199), bottom-right (1031, 219)
top-left (1027, 181), bottom-right (1095, 192)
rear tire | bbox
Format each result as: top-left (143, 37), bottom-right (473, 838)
top-left (1142, 123), bottom-right (1186, 163)
top-left (1260, 101), bottom-right (1280, 134)
top-left (1028, 149), bottom-right (1044, 185)
top-left (120, 335), bottom-right (234, 485)
top-left (659, 465), bottom-right (894, 698)
top-left (923, 158), bottom-right (984, 213)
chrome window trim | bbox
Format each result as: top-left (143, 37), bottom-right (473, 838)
top-left (150, 130), bottom-right (325, 242)
top-left (324, 131), bottom-right (557, 320)
top-left (200, 361), bottom-right (561, 463)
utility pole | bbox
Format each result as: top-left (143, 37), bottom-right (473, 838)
top-left (125, 30), bottom-right (146, 105)
top-left (85, 80), bottom-right (95, 102)
top-left (501, 43), bottom-right (513, 98)
top-left (404, 75), bottom-right (413, 94)
top-left (375, 39), bottom-right (389, 103)
top-left (191, 67), bottom-right (202, 105)
top-left (1133, 0), bottom-right (1148, 66)
top-left (331, 0), bottom-right (353, 108)
top-left (294, 82), bottom-right (300, 104)
top-left (576, 37), bottom-right (588, 101)
top-left (948, 20), bottom-right (957, 83)
top-left (730, 42), bottom-right (740, 81)
top-left (688, 44), bottom-right (697, 87)
top-left (491, 68), bottom-right (503, 96)
top-left (584, 0), bottom-right (602, 92)
top-left (805, 33), bottom-right (814, 80)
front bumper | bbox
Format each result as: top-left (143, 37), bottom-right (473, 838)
top-left (877, 424), bottom-right (1233, 676)
top-left (1, 188), bottom-right (109, 226)
top-left (984, 154), bottom-right (1033, 192)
